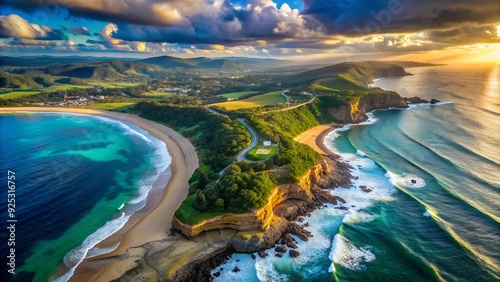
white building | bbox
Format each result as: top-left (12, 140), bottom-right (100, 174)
top-left (263, 140), bottom-right (272, 146)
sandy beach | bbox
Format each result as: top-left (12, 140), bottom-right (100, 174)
top-left (0, 107), bottom-right (199, 281)
top-left (294, 123), bottom-right (338, 155)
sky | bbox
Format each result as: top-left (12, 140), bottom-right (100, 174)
top-left (0, 0), bottom-right (499, 63)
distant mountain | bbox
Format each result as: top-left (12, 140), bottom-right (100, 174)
top-left (9, 60), bottom-right (168, 80)
top-left (197, 59), bottom-right (247, 70)
top-left (222, 57), bottom-right (294, 67)
top-left (284, 61), bottom-right (413, 87)
top-left (140, 55), bottom-right (251, 71)
top-left (140, 55), bottom-right (199, 69)
top-left (0, 56), bottom-right (123, 67)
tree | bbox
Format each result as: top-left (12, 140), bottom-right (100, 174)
top-left (192, 189), bottom-right (208, 211)
top-left (215, 198), bottom-right (225, 211)
top-left (197, 170), bottom-right (209, 190)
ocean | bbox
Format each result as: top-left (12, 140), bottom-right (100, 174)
top-left (0, 113), bottom-right (171, 281)
top-left (213, 63), bottom-right (499, 281)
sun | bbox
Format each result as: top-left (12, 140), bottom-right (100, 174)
top-left (497, 25), bottom-right (500, 37)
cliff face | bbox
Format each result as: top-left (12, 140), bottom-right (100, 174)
top-left (173, 160), bottom-right (330, 238)
top-left (329, 93), bottom-right (408, 123)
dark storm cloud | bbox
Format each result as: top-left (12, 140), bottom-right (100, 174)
top-left (86, 39), bottom-right (106, 45)
top-left (426, 25), bottom-right (500, 45)
top-left (302, 0), bottom-right (500, 36)
top-left (2, 0), bottom-right (499, 50)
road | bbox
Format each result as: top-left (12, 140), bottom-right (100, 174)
top-left (281, 90), bottom-right (291, 103)
top-left (237, 118), bottom-right (259, 162)
top-left (262, 94), bottom-right (316, 114)
top-left (206, 107), bottom-right (260, 170)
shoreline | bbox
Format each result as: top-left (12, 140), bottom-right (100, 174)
top-left (294, 123), bottom-right (341, 155)
top-left (0, 107), bottom-right (199, 281)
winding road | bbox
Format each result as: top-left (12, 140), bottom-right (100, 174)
top-left (207, 90), bottom-right (316, 169)
top-left (262, 92), bottom-right (316, 114)
top-left (206, 107), bottom-right (259, 164)
top-left (236, 118), bottom-right (259, 162)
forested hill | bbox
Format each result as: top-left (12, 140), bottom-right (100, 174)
top-left (283, 61), bottom-right (414, 88)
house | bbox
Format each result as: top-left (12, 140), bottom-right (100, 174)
top-left (263, 140), bottom-right (272, 146)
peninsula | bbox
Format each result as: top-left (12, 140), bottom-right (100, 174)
top-left (0, 57), bottom-right (438, 281)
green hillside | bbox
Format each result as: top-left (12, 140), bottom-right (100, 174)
top-left (285, 61), bottom-right (410, 87)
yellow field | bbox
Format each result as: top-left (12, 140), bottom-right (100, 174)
top-left (87, 82), bottom-right (139, 88)
top-left (212, 91), bottom-right (285, 110)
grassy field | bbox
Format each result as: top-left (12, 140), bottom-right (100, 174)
top-left (217, 91), bottom-right (259, 101)
top-left (86, 102), bottom-right (134, 110)
top-left (287, 94), bottom-right (309, 102)
top-left (212, 91), bottom-right (285, 110)
top-left (0, 90), bottom-right (41, 99)
top-left (142, 90), bottom-right (176, 97)
top-left (174, 195), bottom-right (227, 225)
top-left (87, 81), bottom-right (140, 88)
top-left (50, 84), bottom-right (93, 91)
top-left (246, 146), bottom-right (279, 161)
top-left (179, 124), bottom-right (203, 141)
top-left (316, 77), bottom-right (366, 90)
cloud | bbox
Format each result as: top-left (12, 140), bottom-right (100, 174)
top-left (2, 0), bottom-right (500, 56)
top-left (301, 0), bottom-right (500, 36)
top-left (4, 0), bottom-right (201, 26)
top-left (70, 26), bottom-right (90, 36)
top-left (0, 14), bottom-right (66, 40)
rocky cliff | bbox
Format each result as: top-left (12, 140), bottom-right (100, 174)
top-left (329, 92), bottom-right (408, 123)
top-left (112, 156), bottom-right (351, 282)
top-left (173, 159), bottom-right (324, 238)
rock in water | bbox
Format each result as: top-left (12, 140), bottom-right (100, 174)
top-left (232, 267), bottom-right (240, 273)
top-left (430, 98), bottom-right (440, 104)
top-left (275, 245), bottom-right (287, 253)
top-left (251, 254), bottom-right (256, 260)
top-left (281, 233), bottom-right (293, 245)
top-left (258, 251), bottom-right (268, 258)
top-left (275, 253), bottom-right (283, 258)
top-left (289, 250), bottom-right (301, 257)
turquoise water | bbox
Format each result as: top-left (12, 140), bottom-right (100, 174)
top-left (213, 63), bottom-right (499, 281)
top-left (0, 113), bottom-right (170, 281)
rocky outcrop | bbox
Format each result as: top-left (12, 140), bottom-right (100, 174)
top-left (404, 96), bottom-right (441, 104)
top-left (173, 159), bottom-right (328, 238)
top-left (329, 93), bottom-right (408, 123)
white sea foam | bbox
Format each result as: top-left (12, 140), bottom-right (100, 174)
top-left (52, 213), bottom-right (131, 282)
top-left (359, 112), bottom-right (379, 125)
top-left (356, 150), bottom-right (366, 157)
top-left (212, 253), bottom-right (259, 282)
top-left (328, 234), bottom-right (375, 272)
top-left (342, 210), bottom-right (379, 224)
top-left (407, 100), bottom-right (453, 109)
top-left (423, 209), bottom-right (436, 217)
top-left (85, 242), bottom-right (120, 259)
top-left (386, 171), bottom-right (426, 188)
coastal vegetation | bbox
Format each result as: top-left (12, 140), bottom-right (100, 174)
top-left (134, 101), bottom-right (251, 172)
top-left (176, 161), bottom-right (276, 224)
